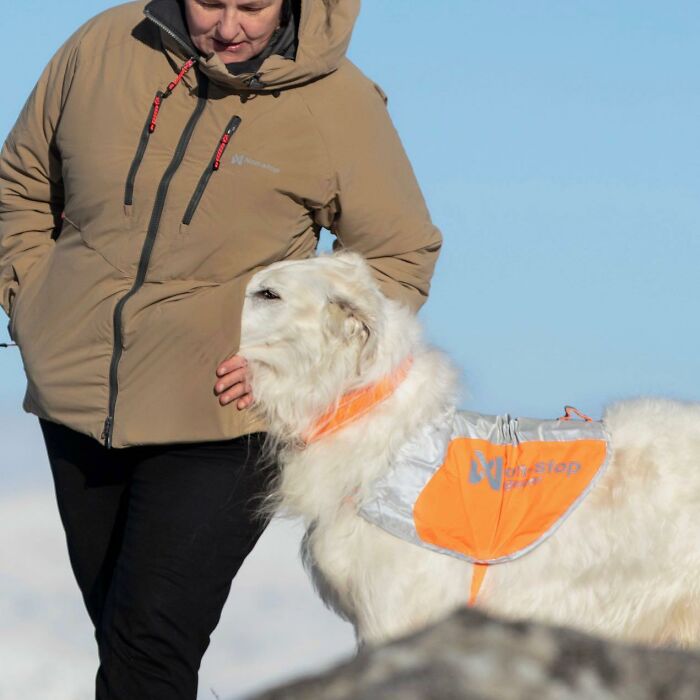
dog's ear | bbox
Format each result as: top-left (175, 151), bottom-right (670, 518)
top-left (324, 297), bottom-right (378, 374)
top-left (325, 298), bottom-right (371, 343)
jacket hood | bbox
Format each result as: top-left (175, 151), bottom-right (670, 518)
top-left (144, 0), bottom-right (360, 91)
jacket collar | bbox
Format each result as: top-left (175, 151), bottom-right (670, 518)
top-left (143, 0), bottom-right (297, 83)
top-left (144, 0), bottom-right (358, 92)
top-left (144, 0), bottom-right (201, 60)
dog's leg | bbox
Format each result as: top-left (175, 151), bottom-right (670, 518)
top-left (649, 595), bottom-right (700, 649)
top-left (306, 512), bottom-right (473, 644)
top-left (347, 524), bottom-right (473, 645)
top-left (301, 524), bottom-right (359, 628)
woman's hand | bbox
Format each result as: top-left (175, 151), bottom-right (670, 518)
top-left (214, 354), bottom-right (254, 409)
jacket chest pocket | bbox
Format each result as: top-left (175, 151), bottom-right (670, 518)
top-left (161, 122), bottom-right (314, 282)
top-left (181, 116), bottom-right (242, 227)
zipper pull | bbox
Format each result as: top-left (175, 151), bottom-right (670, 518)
top-left (149, 94), bottom-right (162, 133)
top-left (213, 117), bottom-right (242, 171)
top-left (149, 56), bottom-right (197, 133)
top-left (101, 416), bottom-right (113, 448)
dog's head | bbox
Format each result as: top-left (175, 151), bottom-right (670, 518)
top-left (239, 252), bottom-right (416, 441)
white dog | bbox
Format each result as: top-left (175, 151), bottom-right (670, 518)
top-left (239, 252), bottom-right (700, 647)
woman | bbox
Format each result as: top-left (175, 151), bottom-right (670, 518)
top-left (0, 0), bottom-right (441, 697)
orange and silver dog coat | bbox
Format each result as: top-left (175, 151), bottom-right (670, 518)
top-left (358, 406), bottom-right (611, 603)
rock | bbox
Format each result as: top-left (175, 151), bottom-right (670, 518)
top-left (249, 607), bottom-right (700, 699)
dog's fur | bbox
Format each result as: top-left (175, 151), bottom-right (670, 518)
top-left (240, 252), bottom-right (700, 647)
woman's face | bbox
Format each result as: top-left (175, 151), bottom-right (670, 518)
top-left (184, 0), bottom-right (285, 64)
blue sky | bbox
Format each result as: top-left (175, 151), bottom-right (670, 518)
top-left (1, 1), bottom-right (699, 697)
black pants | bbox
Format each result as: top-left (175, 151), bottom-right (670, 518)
top-left (39, 418), bottom-right (275, 700)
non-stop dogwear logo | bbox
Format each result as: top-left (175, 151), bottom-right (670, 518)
top-left (469, 450), bottom-right (582, 491)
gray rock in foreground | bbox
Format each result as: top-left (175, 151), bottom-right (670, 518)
top-left (248, 608), bottom-right (700, 700)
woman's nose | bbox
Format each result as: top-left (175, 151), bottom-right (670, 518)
top-left (217, 10), bottom-right (243, 41)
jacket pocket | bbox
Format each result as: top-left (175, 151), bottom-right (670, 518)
top-left (124, 92), bottom-right (163, 207)
top-left (7, 252), bottom-right (52, 343)
top-left (62, 212), bottom-right (81, 231)
top-left (7, 287), bottom-right (18, 341)
top-left (182, 116), bottom-right (241, 226)
top-left (8, 266), bottom-right (32, 341)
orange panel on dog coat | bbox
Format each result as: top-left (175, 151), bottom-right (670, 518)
top-left (413, 436), bottom-right (607, 602)
top-left (414, 437), bottom-right (607, 562)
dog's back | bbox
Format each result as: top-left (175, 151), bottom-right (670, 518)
top-left (479, 397), bottom-right (700, 646)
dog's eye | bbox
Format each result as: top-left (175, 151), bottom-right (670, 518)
top-left (255, 288), bottom-right (281, 301)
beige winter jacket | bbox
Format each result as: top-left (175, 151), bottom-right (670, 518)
top-left (0, 0), bottom-right (442, 448)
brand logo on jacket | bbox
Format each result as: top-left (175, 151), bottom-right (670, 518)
top-left (230, 153), bottom-right (281, 174)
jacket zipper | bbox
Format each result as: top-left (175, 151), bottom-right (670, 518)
top-left (182, 116), bottom-right (242, 226)
top-left (124, 57), bottom-right (196, 207)
top-left (102, 74), bottom-right (210, 448)
top-left (124, 91), bottom-right (163, 206)
top-left (144, 10), bottom-right (200, 58)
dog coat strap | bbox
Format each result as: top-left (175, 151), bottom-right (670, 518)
top-left (304, 357), bottom-right (413, 443)
top-left (559, 405), bottom-right (594, 422)
top-left (469, 563), bottom-right (488, 606)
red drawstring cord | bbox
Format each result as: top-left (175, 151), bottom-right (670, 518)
top-left (166, 57), bottom-right (196, 96)
top-left (149, 57), bottom-right (196, 133)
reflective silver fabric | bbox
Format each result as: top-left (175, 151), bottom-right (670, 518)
top-left (358, 409), bottom-right (611, 564)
